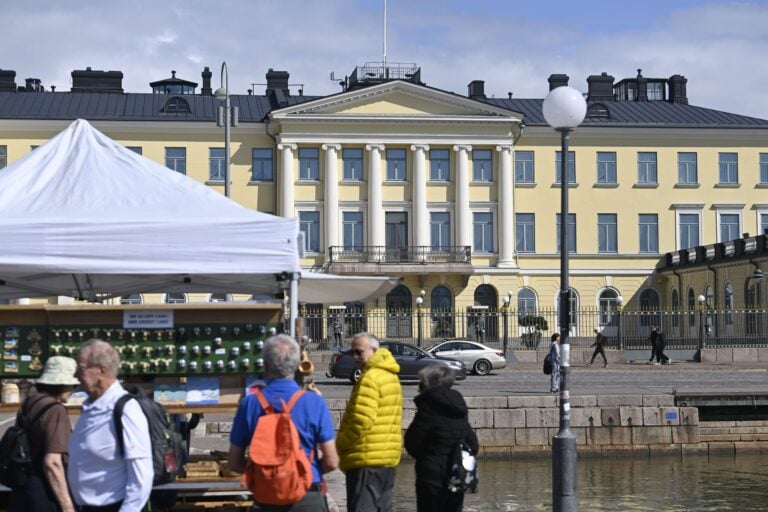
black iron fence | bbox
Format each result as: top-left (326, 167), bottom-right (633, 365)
top-left (297, 307), bottom-right (768, 352)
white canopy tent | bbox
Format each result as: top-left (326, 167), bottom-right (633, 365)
top-left (0, 120), bottom-right (396, 324)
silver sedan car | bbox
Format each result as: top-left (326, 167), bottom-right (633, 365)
top-left (427, 340), bottom-right (507, 375)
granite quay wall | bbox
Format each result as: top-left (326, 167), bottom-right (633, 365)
top-left (205, 394), bottom-right (768, 458)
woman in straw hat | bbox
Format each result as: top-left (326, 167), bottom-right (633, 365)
top-left (9, 356), bottom-right (79, 512)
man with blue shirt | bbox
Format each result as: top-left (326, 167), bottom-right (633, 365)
top-left (68, 339), bottom-right (153, 512)
top-left (228, 334), bottom-right (339, 512)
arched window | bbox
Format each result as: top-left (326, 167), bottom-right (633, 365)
top-left (386, 285), bottom-right (412, 311)
top-left (473, 285), bottom-right (498, 340)
top-left (687, 288), bottom-right (696, 328)
top-left (598, 289), bottom-right (619, 326)
top-left (556, 288), bottom-right (579, 330)
top-left (120, 294), bottom-right (142, 305)
top-left (639, 288), bottom-right (660, 328)
top-left (430, 286), bottom-right (454, 338)
top-left (671, 289), bottom-right (680, 328)
top-left (163, 96), bottom-right (191, 113)
top-left (165, 293), bottom-right (187, 304)
top-left (517, 288), bottom-right (537, 317)
top-left (386, 285), bottom-right (412, 338)
top-left (344, 301), bottom-right (367, 336)
top-left (474, 285), bottom-right (497, 310)
top-left (724, 283), bottom-right (734, 325)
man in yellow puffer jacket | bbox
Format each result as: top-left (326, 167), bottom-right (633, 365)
top-left (337, 332), bottom-right (403, 512)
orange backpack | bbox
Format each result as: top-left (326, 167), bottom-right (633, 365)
top-left (241, 387), bottom-right (314, 505)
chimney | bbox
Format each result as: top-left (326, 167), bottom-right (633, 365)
top-left (668, 74), bottom-right (688, 104)
top-left (201, 66), bottom-right (212, 96)
top-left (71, 67), bottom-right (124, 93)
top-left (467, 80), bottom-right (486, 101)
top-left (265, 68), bottom-right (290, 108)
top-left (636, 69), bottom-right (648, 101)
top-left (548, 74), bottom-right (569, 91)
top-left (24, 78), bottom-right (43, 92)
top-left (0, 69), bottom-right (16, 92)
top-left (586, 72), bottom-right (614, 101)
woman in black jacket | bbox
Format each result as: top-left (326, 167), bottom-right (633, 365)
top-left (405, 364), bottom-right (479, 512)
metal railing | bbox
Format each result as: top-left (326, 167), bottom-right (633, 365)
top-left (296, 306), bottom-right (768, 352)
top-left (328, 246), bottom-right (471, 264)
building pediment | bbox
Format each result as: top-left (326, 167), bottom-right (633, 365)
top-left (270, 80), bottom-right (523, 123)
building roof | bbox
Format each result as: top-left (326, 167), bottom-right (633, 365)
top-left (0, 85), bottom-right (766, 128)
top-left (487, 98), bottom-right (768, 128)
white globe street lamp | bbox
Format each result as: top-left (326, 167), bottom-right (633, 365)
top-left (543, 85), bottom-right (586, 512)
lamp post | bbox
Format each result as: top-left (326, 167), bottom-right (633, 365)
top-left (502, 291), bottom-right (512, 355)
top-left (616, 295), bottom-right (624, 351)
top-left (416, 289), bottom-right (425, 348)
top-left (543, 85), bottom-right (586, 512)
top-left (697, 294), bottom-right (706, 350)
top-left (214, 62), bottom-right (238, 198)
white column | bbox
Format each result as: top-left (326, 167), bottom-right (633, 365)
top-left (322, 144), bottom-right (341, 261)
top-left (366, 144), bottom-right (385, 252)
top-left (497, 144), bottom-right (516, 267)
top-left (453, 145), bottom-right (472, 249)
top-left (278, 143), bottom-right (297, 218)
top-left (411, 144), bottom-right (430, 250)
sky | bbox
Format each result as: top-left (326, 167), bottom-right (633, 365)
top-left (3, 0), bottom-right (768, 118)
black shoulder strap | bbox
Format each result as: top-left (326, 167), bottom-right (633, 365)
top-left (113, 394), bottom-right (135, 457)
top-left (18, 396), bottom-right (62, 428)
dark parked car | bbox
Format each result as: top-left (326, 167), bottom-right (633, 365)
top-left (327, 341), bottom-right (466, 383)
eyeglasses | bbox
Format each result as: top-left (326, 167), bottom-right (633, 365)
top-left (352, 349), bottom-right (368, 356)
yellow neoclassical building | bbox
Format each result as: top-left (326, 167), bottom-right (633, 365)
top-left (1, 64), bottom-right (767, 335)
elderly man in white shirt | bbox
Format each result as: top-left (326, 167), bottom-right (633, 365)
top-left (68, 339), bottom-right (153, 512)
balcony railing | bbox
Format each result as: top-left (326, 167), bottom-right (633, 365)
top-left (328, 246), bottom-right (471, 264)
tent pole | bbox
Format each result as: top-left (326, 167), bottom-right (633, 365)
top-left (289, 273), bottom-right (299, 337)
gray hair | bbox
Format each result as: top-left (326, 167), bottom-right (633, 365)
top-left (263, 334), bottom-right (300, 378)
top-left (418, 364), bottom-right (456, 393)
top-left (78, 339), bottom-right (121, 378)
top-left (352, 332), bottom-right (380, 349)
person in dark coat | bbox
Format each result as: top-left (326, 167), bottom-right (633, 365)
top-left (405, 364), bottom-right (479, 512)
top-left (649, 325), bottom-right (661, 365)
top-left (587, 329), bottom-right (608, 367)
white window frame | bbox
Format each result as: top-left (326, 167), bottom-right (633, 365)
top-left (673, 205), bottom-right (703, 250)
top-left (471, 207), bottom-right (496, 254)
top-left (428, 209), bottom-right (453, 250)
top-left (716, 210), bottom-right (742, 243)
top-left (298, 209), bottom-right (322, 254)
top-left (340, 209), bottom-right (365, 250)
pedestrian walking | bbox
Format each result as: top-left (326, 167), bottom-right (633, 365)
top-left (228, 334), bottom-right (339, 511)
top-left (336, 333), bottom-right (403, 512)
top-left (587, 329), bottom-right (608, 367)
top-left (549, 333), bottom-right (561, 393)
top-left (657, 328), bottom-right (670, 364)
top-left (67, 339), bottom-right (153, 512)
top-left (648, 326), bottom-right (662, 365)
top-left (9, 356), bottom-right (79, 512)
top-left (405, 364), bottom-right (479, 512)
top-left (331, 316), bottom-right (343, 346)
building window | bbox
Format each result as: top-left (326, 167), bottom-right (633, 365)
top-left (671, 289), bottom-right (680, 329)
top-left (0, 145), bottom-right (6, 168)
top-left (760, 153), bottom-right (768, 185)
top-left (299, 148), bottom-right (319, 181)
top-left (165, 293), bottom-right (187, 304)
top-left (126, 146), bottom-right (142, 155)
top-left (515, 213), bottom-right (535, 253)
top-left (431, 286), bottom-right (454, 338)
top-left (430, 212), bottom-right (451, 249)
top-left (598, 214), bottom-right (618, 253)
top-left (429, 149), bottom-right (450, 181)
top-left (120, 294), bottom-right (142, 305)
top-left (556, 288), bottom-right (579, 329)
top-left (678, 152), bottom-right (697, 184)
top-left (299, 211), bottom-right (320, 253)
top-left (596, 152), bottom-right (617, 184)
top-left (719, 153), bottom-right (738, 184)
top-left (251, 149), bottom-right (273, 181)
top-left (598, 289), bottom-right (619, 326)
top-left (342, 212), bottom-right (364, 250)
top-left (515, 150), bottom-right (534, 183)
top-left (556, 213), bottom-right (576, 253)
top-left (517, 288), bottom-right (537, 317)
top-left (165, 147), bottom-right (186, 174)
top-left (209, 148), bottom-right (225, 181)
top-left (555, 151), bottom-right (576, 184)
top-left (679, 213), bottom-right (699, 250)
top-left (163, 96), bottom-right (191, 113)
top-left (761, 213), bottom-right (768, 236)
top-left (343, 148), bottom-right (363, 181)
top-left (473, 212), bottom-right (494, 253)
top-left (640, 289), bottom-right (661, 328)
top-left (386, 148), bottom-right (407, 181)
top-left (724, 283), bottom-right (734, 325)
top-left (639, 214), bottom-right (659, 253)
top-left (647, 82), bottom-right (664, 101)
top-left (719, 213), bottom-right (740, 242)
top-left (637, 152), bottom-right (657, 184)
top-left (472, 149), bottom-right (493, 182)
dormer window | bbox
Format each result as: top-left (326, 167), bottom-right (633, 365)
top-left (163, 96), bottom-right (191, 113)
top-left (587, 103), bottom-right (610, 119)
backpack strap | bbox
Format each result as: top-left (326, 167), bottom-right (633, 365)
top-left (113, 394), bottom-right (135, 457)
top-left (283, 390), bottom-right (305, 413)
top-left (249, 387), bottom-right (305, 414)
top-left (18, 398), bottom-right (62, 429)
